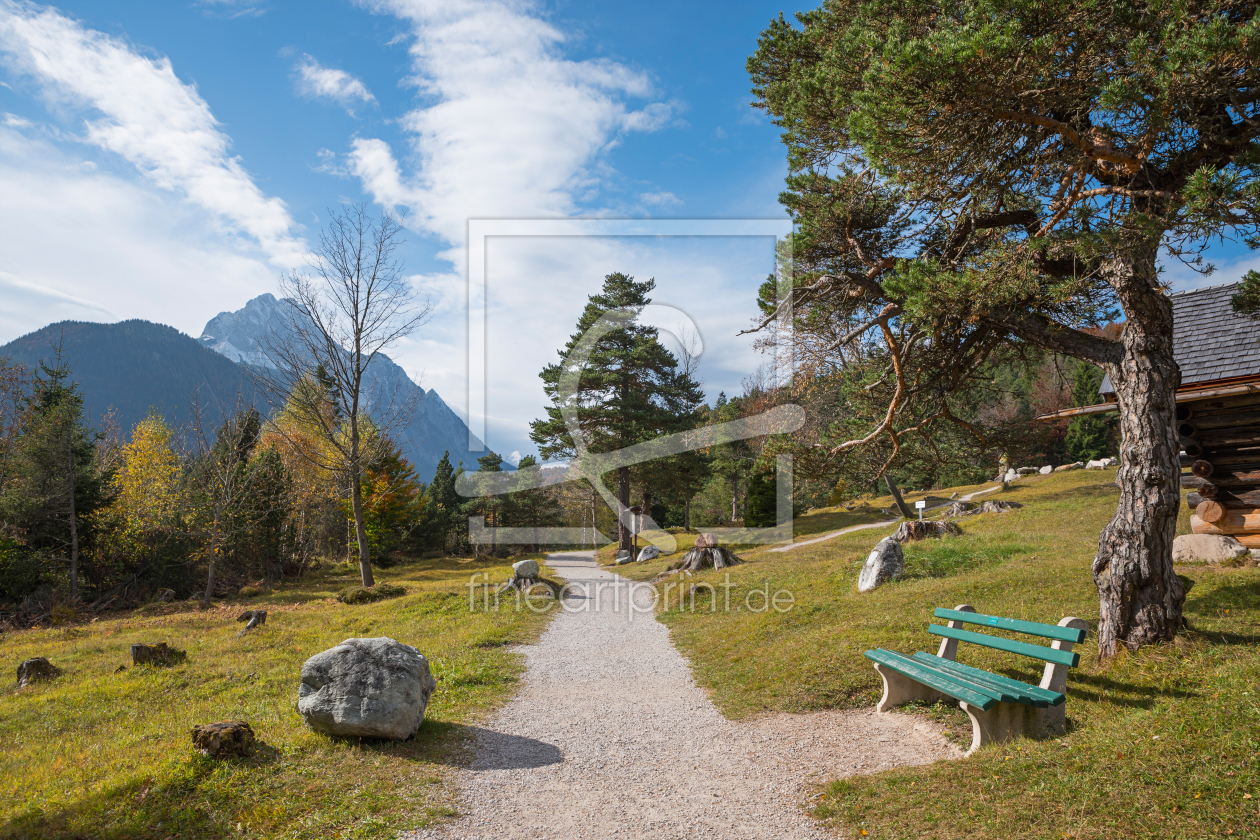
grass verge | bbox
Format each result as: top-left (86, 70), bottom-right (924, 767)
top-left (648, 470), bottom-right (1259, 839)
top-left (1, 554), bottom-right (553, 840)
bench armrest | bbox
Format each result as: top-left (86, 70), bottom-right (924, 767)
top-left (1039, 616), bottom-right (1090, 694)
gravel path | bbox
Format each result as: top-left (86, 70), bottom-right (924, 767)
top-left (404, 551), bottom-right (958, 840)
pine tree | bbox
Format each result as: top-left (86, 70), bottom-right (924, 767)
top-left (1066, 361), bottom-right (1112, 463)
top-left (0, 350), bottom-right (109, 598)
top-left (531, 273), bottom-right (704, 551)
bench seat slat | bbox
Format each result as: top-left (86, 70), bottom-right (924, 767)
top-left (911, 652), bottom-right (1063, 707)
top-left (934, 608), bottom-right (1087, 643)
top-left (928, 624), bottom-right (1080, 667)
top-left (864, 649), bottom-right (998, 710)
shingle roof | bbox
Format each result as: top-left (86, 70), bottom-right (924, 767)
top-left (1100, 281), bottom-right (1260, 393)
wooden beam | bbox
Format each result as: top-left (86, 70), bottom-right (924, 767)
top-left (1034, 380), bottom-right (1260, 422)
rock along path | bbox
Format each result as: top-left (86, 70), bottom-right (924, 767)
top-left (404, 551), bottom-right (957, 840)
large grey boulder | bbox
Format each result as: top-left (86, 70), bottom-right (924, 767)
top-left (1039, 465), bottom-right (1054, 475)
top-left (298, 637), bottom-right (437, 740)
top-left (858, 538), bottom-right (904, 593)
top-left (615, 550), bottom-right (634, 565)
top-left (1172, 534), bottom-right (1249, 565)
top-left (1016, 467), bottom-right (1039, 476)
top-left (636, 545), bottom-right (660, 562)
top-left (512, 558), bottom-right (540, 578)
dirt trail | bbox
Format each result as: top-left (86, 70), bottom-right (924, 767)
top-left (404, 551), bottom-right (958, 840)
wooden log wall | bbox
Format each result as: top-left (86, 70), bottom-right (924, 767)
top-left (1179, 391), bottom-right (1260, 545)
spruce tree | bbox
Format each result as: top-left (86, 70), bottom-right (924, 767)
top-left (531, 273), bottom-right (705, 551)
top-left (0, 351), bottom-right (108, 598)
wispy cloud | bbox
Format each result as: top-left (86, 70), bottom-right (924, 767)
top-left (293, 54), bottom-right (375, 114)
top-left (0, 0), bottom-right (304, 267)
top-left (195, 0), bottom-right (266, 19)
top-left (640, 190), bottom-right (682, 207)
top-left (348, 0), bottom-right (676, 248)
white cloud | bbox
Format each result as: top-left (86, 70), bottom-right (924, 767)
top-left (293, 54), bottom-right (375, 113)
top-left (0, 124), bottom-right (280, 344)
top-left (349, 0), bottom-right (675, 246)
top-left (640, 190), bottom-right (682, 207)
top-left (0, 0), bottom-right (305, 267)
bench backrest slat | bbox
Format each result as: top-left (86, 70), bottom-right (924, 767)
top-left (928, 624), bottom-right (1081, 667)
top-left (933, 608), bottom-right (1087, 644)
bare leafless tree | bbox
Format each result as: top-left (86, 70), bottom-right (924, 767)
top-left (257, 205), bottom-right (431, 587)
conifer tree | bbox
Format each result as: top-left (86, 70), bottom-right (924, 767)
top-left (531, 273), bottom-right (705, 551)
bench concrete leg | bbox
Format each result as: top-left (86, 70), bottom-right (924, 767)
top-left (959, 701), bottom-right (1068, 756)
top-left (873, 662), bottom-right (946, 712)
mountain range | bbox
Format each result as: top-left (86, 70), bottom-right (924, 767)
top-left (0, 295), bottom-right (487, 480)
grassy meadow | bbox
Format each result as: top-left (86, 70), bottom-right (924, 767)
top-left (623, 470), bottom-right (1259, 839)
top-left (0, 555), bottom-right (555, 840)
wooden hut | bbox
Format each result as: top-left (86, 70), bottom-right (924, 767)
top-left (1037, 281), bottom-right (1260, 546)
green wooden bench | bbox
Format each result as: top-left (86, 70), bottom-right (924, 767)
top-left (863, 604), bottom-right (1089, 755)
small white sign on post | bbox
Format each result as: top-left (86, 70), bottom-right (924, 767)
top-left (915, 500), bottom-right (926, 521)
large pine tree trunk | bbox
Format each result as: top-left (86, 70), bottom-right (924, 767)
top-left (1094, 252), bottom-right (1186, 656)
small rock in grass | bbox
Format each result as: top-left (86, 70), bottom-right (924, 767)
top-left (131, 643), bottom-right (187, 667)
top-left (694, 533), bottom-right (719, 548)
top-left (1172, 534), bottom-right (1248, 565)
top-left (636, 545), bottom-right (660, 563)
top-left (298, 637), bottom-right (437, 740)
top-left (191, 721), bottom-right (255, 758)
top-left (1016, 467), bottom-right (1039, 476)
top-left (16, 657), bottom-right (60, 688)
top-left (1055, 462), bottom-right (1085, 471)
top-left (1039, 465), bottom-right (1054, 475)
top-left (512, 559), bottom-right (540, 578)
top-left (858, 538), bottom-right (904, 593)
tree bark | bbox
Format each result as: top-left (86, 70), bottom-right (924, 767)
top-left (1093, 251), bottom-right (1186, 657)
top-left (884, 475), bottom-right (915, 519)
top-left (617, 466), bottom-right (631, 552)
top-left (350, 468), bottom-right (374, 586)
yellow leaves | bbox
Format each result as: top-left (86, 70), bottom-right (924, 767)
top-left (110, 413), bottom-right (180, 534)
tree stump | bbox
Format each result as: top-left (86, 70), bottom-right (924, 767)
top-left (16, 657), bottom-right (60, 688)
top-left (945, 501), bottom-right (975, 518)
top-left (237, 610), bottom-right (267, 630)
top-left (131, 643), bottom-right (187, 667)
top-left (977, 500), bottom-right (1022, 514)
top-left (498, 575), bottom-right (563, 597)
top-left (676, 535), bottom-right (743, 572)
top-left (191, 721), bottom-right (255, 758)
top-left (892, 520), bottom-right (962, 543)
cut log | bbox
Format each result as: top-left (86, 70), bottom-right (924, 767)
top-left (1191, 513), bottom-right (1260, 537)
top-left (1180, 474), bottom-right (1210, 490)
top-left (1189, 490), bottom-right (1260, 508)
top-left (1184, 393), bottom-right (1260, 413)
top-left (1184, 443), bottom-right (1205, 458)
top-left (1184, 407), bottom-right (1260, 431)
top-left (1176, 404), bottom-right (1194, 422)
top-left (1178, 422), bottom-right (1197, 438)
top-left (1192, 504), bottom-right (1260, 532)
top-left (191, 721), bottom-right (255, 758)
top-left (1191, 459), bottom-right (1214, 478)
top-left (1197, 443), bottom-right (1260, 462)
top-left (892, 520), bottom-right (962, 543)
top-left (1195, 500), bottom-right (1227, 525)
top-left (1196, 466), bottom-right (1260, 486)
top-left (1187, 429), bottom-right (1260, 448)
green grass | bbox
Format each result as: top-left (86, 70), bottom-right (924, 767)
top-left (646, 470), bottom-right (1260, 839)
top-left (0, 554), bottom-right (555, 839)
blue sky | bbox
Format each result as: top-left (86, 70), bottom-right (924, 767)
top-left (0, 0), bottom-right (1256, 464)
